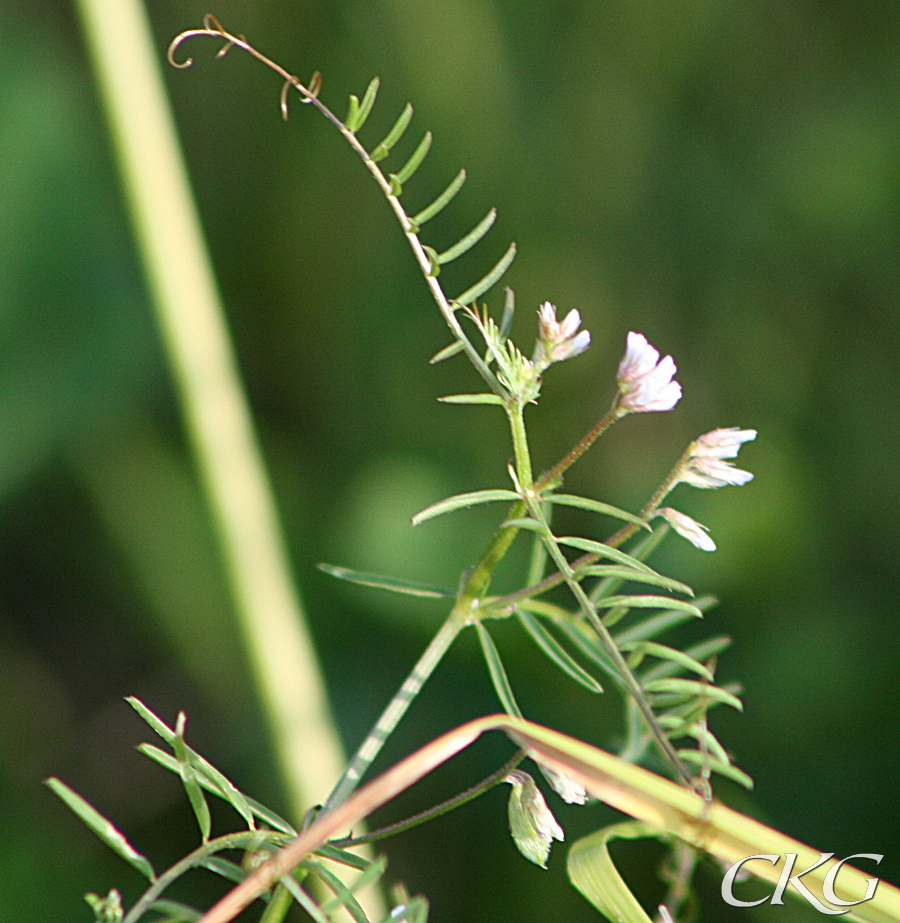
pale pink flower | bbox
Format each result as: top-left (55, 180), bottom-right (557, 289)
top-left (692, 427), bottom-right (757, 460)
top-left (657, 507), bottom-right (716, 552)
top-left (534, 302), bottom-right (591, 366)
top-left (681, 427), bottom-right (755, 488)
top-left (616, 332), bottom-right (682, 413)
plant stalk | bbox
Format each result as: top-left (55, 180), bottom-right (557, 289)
top-left (74, 0), bottom-right (362, 867)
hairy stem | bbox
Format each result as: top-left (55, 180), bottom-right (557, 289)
top-left (524, 497), bottom-right (693, 784)
top-left (324, 611), bottom-right (466, 811)
top-left (333, 751), bottom-right (524, 847)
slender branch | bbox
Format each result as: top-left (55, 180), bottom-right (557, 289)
top-left (324, 611), bottom-right (467, 810)
top-left (533, 404), bottom-right (624, 493)
top-left (523, 496), bottom-right (693, 785)
top-left (332, 751), bottom-right (525, 847)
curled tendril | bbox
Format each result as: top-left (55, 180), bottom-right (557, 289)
top-left (280, 80), bottom-right (292, 120)
top-left (167, 15), bottom-right (322, 121)
top-left (168, 15), bottom-right (231, 69)
top-left (280, 72), bottom-right (321, 120)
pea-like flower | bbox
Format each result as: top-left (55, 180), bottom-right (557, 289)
top-left (533, 302), bottom-right (591, 369)
top-left (681, 427), bottom-right (756, 488)
top-left (616, 332), bottom-right (682, 413)
top-left (656, 507), bottom-right (716, 552)
top-left (541, 765), bottom-right (588, 804)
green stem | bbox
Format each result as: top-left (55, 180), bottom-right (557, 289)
top-left (257, 883), bottom-right (295, 923)
top-left (324, 611), bottom-right (467, 811)
top-left (533, 404), bottom-right (624, 493)
top-left (168, 21), bottom-right (502, 397)
top-left (325, 500), bottom-right (527, 810)
top-left (508, 403), bottom-right (533, 489)
top-left (490, 442), bottom-right (695, 610)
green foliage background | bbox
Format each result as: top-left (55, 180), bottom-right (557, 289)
top-left (1, 1), bottom-right (898, 920)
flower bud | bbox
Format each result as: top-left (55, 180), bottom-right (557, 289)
top-left (504, 770), bottom-right (564, 868)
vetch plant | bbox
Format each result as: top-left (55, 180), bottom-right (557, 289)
top-left (52, 14), bottom-right (900, 923)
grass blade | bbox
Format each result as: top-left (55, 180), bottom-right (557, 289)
top-left (568, 821), bottom-right (659, 923)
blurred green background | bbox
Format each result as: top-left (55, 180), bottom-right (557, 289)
top-left (2, 1), bottom-right (899, 920)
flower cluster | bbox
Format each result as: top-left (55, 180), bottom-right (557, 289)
top-left (681, 427), bottom-right (756, 488)
top-left (657, 428), bottom-right (757, 551)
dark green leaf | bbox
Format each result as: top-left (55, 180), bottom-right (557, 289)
top-left (476, 622), bottom-right (522, 717)
top-left (516, 610), bottom-right (603, 693)
top-left (317, 563), bottom-right (453, 598)
top-left (46, 778), bottom-right (156, 881)
top-left (454, 242), bottom-right (517, 306)
top-left (412, 169), bottom-right (466, 225)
